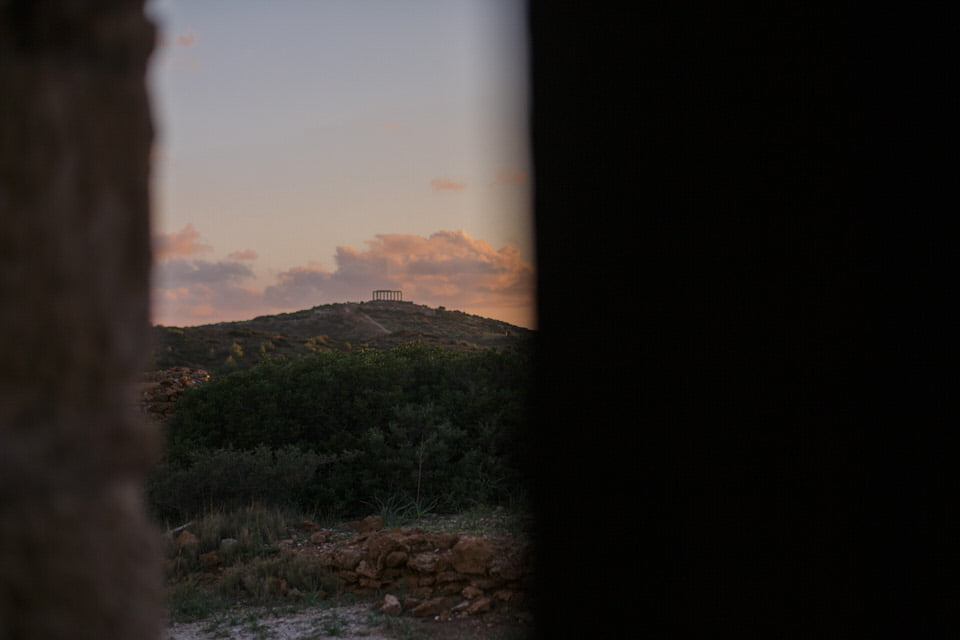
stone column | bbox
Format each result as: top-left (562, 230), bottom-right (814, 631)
top-left (0, 2), bottom-right (163, 638)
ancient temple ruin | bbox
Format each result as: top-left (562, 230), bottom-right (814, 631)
top-left (372, 289), bottom-right (403, 302)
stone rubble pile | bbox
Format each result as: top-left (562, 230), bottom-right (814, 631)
top-left (174, 514), bottom-right (534, 622)
top-left (138, 367), bottom-right (210, 422)
top-left (300, 515), bottom-right (534, 621)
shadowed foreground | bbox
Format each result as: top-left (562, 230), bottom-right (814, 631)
top-left (1, 2), bottom-right (164, 638)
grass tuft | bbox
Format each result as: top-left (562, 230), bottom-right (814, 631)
top-left (168, 579), bottom-right (232, 624)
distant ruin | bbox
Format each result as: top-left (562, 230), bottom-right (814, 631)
top-left (372, 289), bottom-right (404, 302)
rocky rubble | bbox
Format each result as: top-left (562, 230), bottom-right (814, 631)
top-left (174, 515), bottom-right (534, 624)
top-left (138, 367), bottom-right (210, 422)
top-left (294, 516), bottom-right (534, 622)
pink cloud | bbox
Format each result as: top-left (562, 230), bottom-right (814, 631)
top-left (151, 230), bottom-right (271, 325)
top-left (176, 30), bottom-right (197, 47)
top-left (490, 167), bottom-right (527, 186)
top-left (152, 258), bottom-right (269, 327)
top-left (153, 224), bottom-right (212, 261)
top-left (431, 177), bottom-right (467, 192)
top-left (264, 230), bottom-right (534, 320)
top-left (152, 229), bottom-right (535, 328)
top-left (156, 29), bottom-right (198, 48)
top-left (155, 29), bottom-right (202, 72)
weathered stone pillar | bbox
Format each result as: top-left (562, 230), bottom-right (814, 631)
top-left (0, 1), bottom-right (163, 638)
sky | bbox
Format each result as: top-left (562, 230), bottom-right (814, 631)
top-left (146, 0), bottom-right (535, 329)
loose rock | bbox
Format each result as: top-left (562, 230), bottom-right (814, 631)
top-left (381, 594), bottom-right (402, 616)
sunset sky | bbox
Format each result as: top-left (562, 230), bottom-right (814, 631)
top-left (145, 0), bottom-right (534, 329)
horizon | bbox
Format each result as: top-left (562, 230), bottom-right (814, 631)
top-left (146, 0), bottom-right (536, 330)
top-left (150, 295), bottom-right (535, 330)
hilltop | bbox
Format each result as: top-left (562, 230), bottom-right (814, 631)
top-left (149, 301), bottom-right (534, 375)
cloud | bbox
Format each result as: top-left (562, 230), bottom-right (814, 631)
top-left (263, 230), bottom-right (534, 317)
top-left (152, 228), bottom-right (271, 325)
top-left (153, 224), bottom-right (212, 261)
top-left (262, 262), bottom-right (335, 308)
top-left (176, 30), bottom-right (197, 47)
top-left (156, 29), bottom-right (197, 48)
top-left (153, 258), bottom-right (266, 325)
top-left (490, 167), bottom-right (527, 186)
top-left (228, 249), bottom-right (259, 261)
top-left (162, 259), bottom-right (254, 286)
top-left (431, 177), bottom-right (467, 192)
top-left (155, 29), bottom-right (202, 71)
top-left (152, 229), bottom-right (535, 328)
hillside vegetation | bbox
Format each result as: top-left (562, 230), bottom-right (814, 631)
top-left (150, 301), bottom-right (533, 376)
top-left (148, 307), bottom-right (536, 634)
top-left (147, 343), bottom-right (533, 524)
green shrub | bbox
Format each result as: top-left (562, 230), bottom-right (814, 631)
top-left (217, 553), bottom-right (338, 601)
top-left (192, 504), bottom-right (290, 562)
top-left (152, 344), bottom-right (532, 520)
top-left (167, 579), bottom-right (232, 623)
top-left (148, 445), bottom-right (335, 523)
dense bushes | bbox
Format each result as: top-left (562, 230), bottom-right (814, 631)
top-left (148, 446), bottom-right (336, 520)
top-left (148, 344), bottom-right (532, 522)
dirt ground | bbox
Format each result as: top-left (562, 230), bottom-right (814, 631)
top-left (166, 597), bottom-right (532, 639)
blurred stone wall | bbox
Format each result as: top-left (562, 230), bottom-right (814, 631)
top-left (1, 2), bottom-right (164, 638)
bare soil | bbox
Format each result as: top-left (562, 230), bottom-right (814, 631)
top-left (167, 598), bottom-right (531, 640)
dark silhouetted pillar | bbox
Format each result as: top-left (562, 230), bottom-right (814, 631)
top-left (1, 2), bottom-right (163, 638)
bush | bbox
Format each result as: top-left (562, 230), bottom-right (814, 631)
top-left (167, 580), bottom-right (232, 623)
top-left (148, 445), bottom-right (336, 523)
top-left (152, 344), bottom-right (532, 520)
top-left (217, 554), bottom-right (338, 601)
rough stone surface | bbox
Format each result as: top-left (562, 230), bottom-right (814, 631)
top-left (450, 536), bottom-right (496, 574)
top-left (333, 547), bottom-right (365, 570)
top-left (467, 597), bottom-right (493, 615)
top-left (199, 551), bottom-right (220, 570)
top-left (138, 367), bottom-right (210, 422)
top-left (0, 3), bottom-right (164, 638)
top-left (462, 585), bottom-right (483, 599)
top-left (272, 519), bottom-right (534, 623)
top-left (355, 560), bottom-right (379, 579)
top-left (346, 514), bottom-right (383, 533)
top-left (384, 550), bottom-right (408, 568)
top-left (408, 551), bottom-right (445, 573)
top-left (380, 594), bottom-right (402, 616)
top-left (175, 530), bottom-right (199, 549)
top-left (489, 551), bottom-right (525, 581)
top-left (411, 597), bottom-right (458, 618)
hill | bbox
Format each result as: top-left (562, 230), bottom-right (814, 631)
top-left (149, 301), bottom-right (534, 375)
